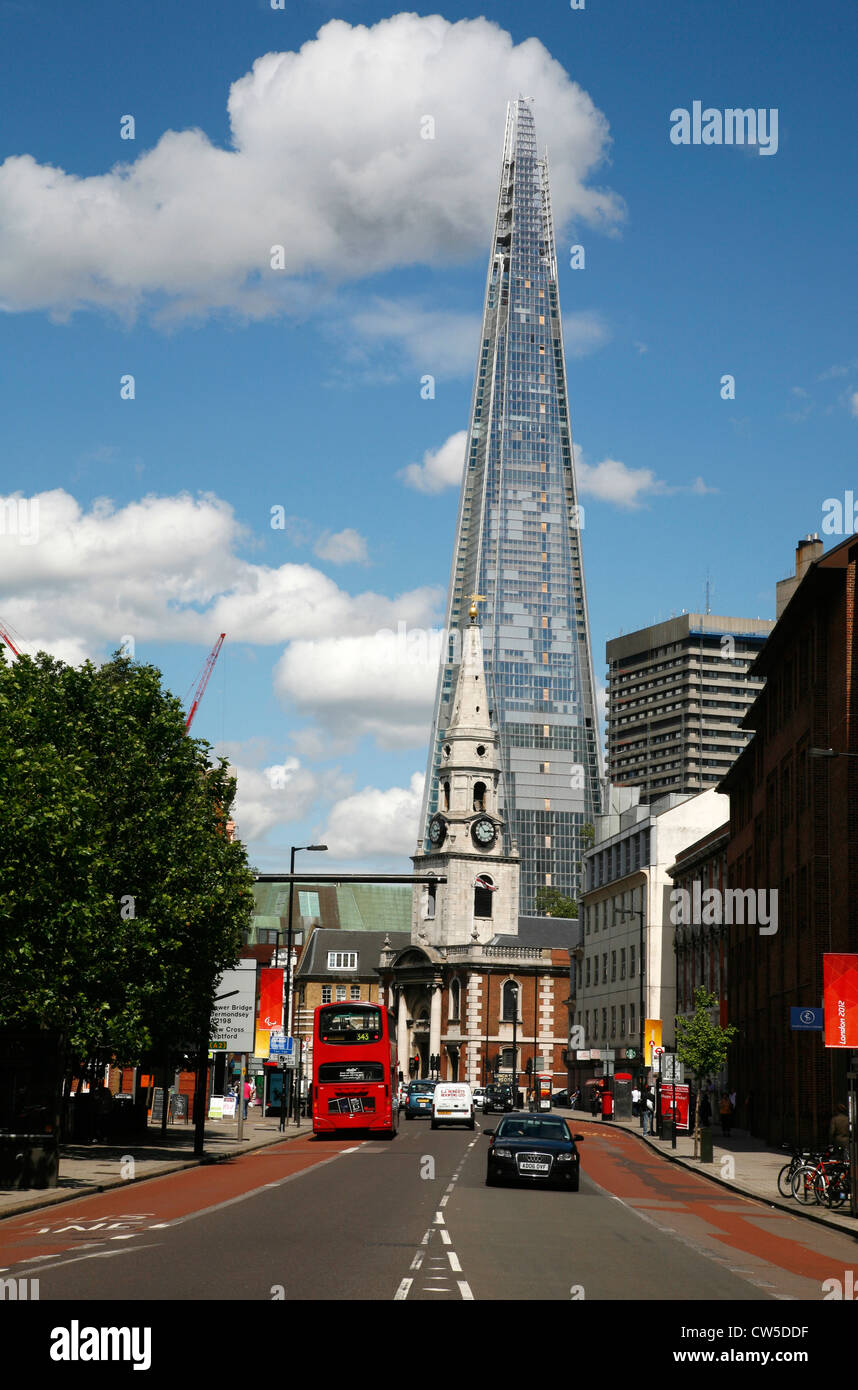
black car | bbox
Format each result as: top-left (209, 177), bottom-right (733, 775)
top-left (484, 1112), bottom-right (584, 1190)
top-left (484, 1085), bottom-right (514, 1114)
top-left (403, 1080), bottom-right (437, 1120)
top-left (552, 1089), bottom-right (571, 1109)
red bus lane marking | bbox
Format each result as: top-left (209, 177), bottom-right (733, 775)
top-left (0, 1137), bottom-right (358, 1268)
top-left (579, 1122), bottom-right (855, 1285)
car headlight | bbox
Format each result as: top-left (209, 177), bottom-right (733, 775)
top-left (494, 1147), bottom-right (512, 1158)
top-left (557, 1152), bottom-right (573, 1162)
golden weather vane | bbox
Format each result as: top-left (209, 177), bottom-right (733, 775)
top-left (468, 593), bottom-right (486, 623)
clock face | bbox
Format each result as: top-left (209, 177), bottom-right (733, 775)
top-left (429, 814), bottom-right (447, 846)
top-left (472, 817), bottom-right (497, 848)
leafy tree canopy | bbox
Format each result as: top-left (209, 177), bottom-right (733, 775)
top-left (675, 987), bottom-right (738, 1086)
top-left (534, 887), bottom-right (578, 919)
top-left (0, 648), bottom-right (254, 1058)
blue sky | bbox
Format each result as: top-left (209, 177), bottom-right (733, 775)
top-left (1, 0), bottom-right (856, 872)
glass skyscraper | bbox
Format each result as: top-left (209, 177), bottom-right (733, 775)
top-left (419, 97), bottom-right (603, 914)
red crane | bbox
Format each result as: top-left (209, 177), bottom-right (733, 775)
top-left (185, 633), bottom-right (225, 731)
top-left (0, 620), bottom-right (21, 658)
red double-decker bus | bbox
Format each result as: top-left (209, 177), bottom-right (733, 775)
top-left (312, 1002), bottom-right (399, 1138)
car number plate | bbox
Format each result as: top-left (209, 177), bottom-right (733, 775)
top-left (519, 1161), bottom-right (550, 1172)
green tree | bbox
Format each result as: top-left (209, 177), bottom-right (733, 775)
top-left (674, 987), bottom-right (738, 1158)
top-left (0, 648), bottom-right (254, 1071)
top-left (534, 887), bottom-right (578, 918)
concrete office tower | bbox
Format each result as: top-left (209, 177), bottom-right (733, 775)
top-left (419, 98), bottom-right (602, 913)
top-left (605, 613), bottom-right (774, 800)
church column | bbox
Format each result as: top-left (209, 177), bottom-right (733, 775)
top-left (429, 984), bottom-right (442, 1069)
top-left (397, 989), bottom-right (409, 1079)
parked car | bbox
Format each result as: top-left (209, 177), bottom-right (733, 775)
top-left (552, 1089), bottom-right (571, 1109)
top-left (432, 1082), bottom-right (475, 1130)
top-left (404, 1080), bottom-right (437, 1120)
top-left (483, 1112), bottom-right (585, 1190)
top-left (484, 1085), bottom-right (514, 1114)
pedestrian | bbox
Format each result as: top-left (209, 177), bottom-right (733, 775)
top-left (642, 1084), bottom-right (654, 1136)
top-left (632, 1085), bottom-right (641, 1117)
top-left (829, 1102), bottom-right (850, 1156)
top-left (243, 1078), bottom-right (253, 1120)
top-left (719, 1091), bottom-right (733, 1137)
top-left (590, 1085), bottom-right (601, 1119)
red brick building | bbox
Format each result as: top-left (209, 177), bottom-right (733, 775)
top-left (720, 535), bottom-right (858, 1144)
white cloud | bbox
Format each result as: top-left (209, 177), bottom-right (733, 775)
top-left (563, 313), bottom-right (611, 358)
top-left (319, 772), bottom-right (425, 860)
top-left (399, 431), bottom-right (467, 495)
top-left (274, 627), bottom-right (445, 751)
top-left (0, 15), bottom-right (623, 321)
top-left (850, 391), bottom-right (858, 418)
top-left (230, 756), bottom-right (350, 843)
top-left (575, 449), bottom-right (718, 509)
top-left (0, 488), bottom-right (440, 659)
top-left (313, 529), bottom-right (369, 565)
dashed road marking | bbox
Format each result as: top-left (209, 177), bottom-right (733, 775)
top-left (394, 1278), bottom-right (412, 1300)
top-left (458, 1280), bottom-right (474, 1300)
top-left (434, 1211), bottom-right (445, 1224)
top-left (447, 1252), bottom-right (462, 1272)
top-left (440, 1229), bottom-right (452, 1245)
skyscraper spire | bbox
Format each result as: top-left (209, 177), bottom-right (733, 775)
top-left (419, 98), bottom-right (603, 912)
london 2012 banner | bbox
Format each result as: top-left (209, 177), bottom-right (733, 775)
top-left (823, 954), bottom-right (858, 1048)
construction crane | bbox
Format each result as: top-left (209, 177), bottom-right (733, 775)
top-left (185, 633), bottom-right (225, 731)
top-left (0, 619), bottom-right (21, 658)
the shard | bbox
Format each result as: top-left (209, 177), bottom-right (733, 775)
top-left (419, 97), bottom-right (603, 913)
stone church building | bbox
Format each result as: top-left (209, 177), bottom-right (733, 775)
top-left (379, 607), bottom-right (575, 1096)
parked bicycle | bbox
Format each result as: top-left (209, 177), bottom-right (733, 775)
top-left (776, 1144), bottom-right (818, 1199)
top-left (790, 1148), bottom-right (840, 1205)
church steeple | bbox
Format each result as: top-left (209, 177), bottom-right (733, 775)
top-left (412, 608), bottom-right (519, 947)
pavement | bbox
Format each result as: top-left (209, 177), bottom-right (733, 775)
top-left (3, 1103), bottom-right (858, 1242)
top-left (572, 1106), bottom-right (858, 1240)
top-left (0, 1107), bottom-right (312, 1220)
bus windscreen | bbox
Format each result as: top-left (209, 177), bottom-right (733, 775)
top-left (318, 1005), bottom-right (382, 1044)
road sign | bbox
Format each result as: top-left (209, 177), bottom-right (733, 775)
top-left (790, 1006), bottom-right (824, 1031)
top-left (660, 1054), bottom-right (684, 1082)
top-left (210, 965), bottom-right (257, 1052)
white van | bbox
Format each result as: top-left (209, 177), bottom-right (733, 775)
top-left (431, 1082), bottom-right (475, 1130)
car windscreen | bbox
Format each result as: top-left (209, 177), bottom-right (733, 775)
top-left (496, 1119), bottom-right (569, 1141)
top-left (408, 1083), bottom-right (435, 1095)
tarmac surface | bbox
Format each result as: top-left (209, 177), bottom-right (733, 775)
top-left (2, 1102), bottom-right (856, 1243)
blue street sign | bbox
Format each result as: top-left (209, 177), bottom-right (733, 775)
top-left (790, 1007), bottom-right (823, 1031)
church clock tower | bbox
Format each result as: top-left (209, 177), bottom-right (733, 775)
top-left (412, 600), bottom-right (520, 946)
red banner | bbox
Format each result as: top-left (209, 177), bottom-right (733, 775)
top-left (258, 969), bottom-right (284, 1032)
top-left (823, 954), bottom-right (858, 1048)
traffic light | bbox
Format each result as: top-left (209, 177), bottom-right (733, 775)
top-left (525, 1058), bottom-right (533, 1076)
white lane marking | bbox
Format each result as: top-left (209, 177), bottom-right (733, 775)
top-left (458, 1281), bottom-right (475, 1300)
top-left (109, 1235), bottom-right (135, 1241)
top-left (394, 1278), bottom-right (412, 1300)
top-left (424, 1287), bottom-right (451, 1293)
top-left (440, 1229), bottom-right (452, 1246)
top-left (447, 1252), bottom-right (462, 1272)
top-left (439, 1195), bottom-right (449, 1207)
top-left (341, 1146), bottom-right (361, 1153)
top-left (410, 1252), bottom-right (423, 1270)
top-left (434, 1211), bottom-right (445, 1224)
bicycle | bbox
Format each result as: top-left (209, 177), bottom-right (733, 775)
top-left (815, 1155), bottom-right (851, 1209)
top-left (791, 1148), bottom-right (839, 1205)
top-left (776, 1145), bottom-right (816, 1199)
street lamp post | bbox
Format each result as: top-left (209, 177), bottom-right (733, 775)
top-left (511, 982), bottom-right (519, 1108)
top-left (280, 844), bottom-right (327, 1131)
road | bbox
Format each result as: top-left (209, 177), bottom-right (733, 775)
top-left (1, 1112), bottom-right (855, 1303)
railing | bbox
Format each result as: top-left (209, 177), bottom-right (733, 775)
top-left (444, 945), bottom-right (547, 960)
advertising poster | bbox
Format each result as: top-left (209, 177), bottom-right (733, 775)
top-left (645, 1019), bottom-right (663, 1066)
top-left (659, 1083), bottom-right (690, 1131)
